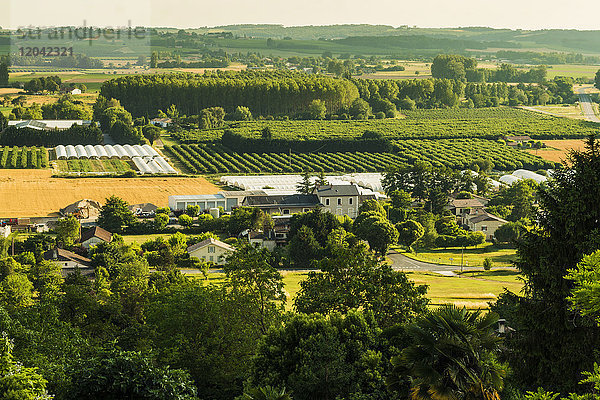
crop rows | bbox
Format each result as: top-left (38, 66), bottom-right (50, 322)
top-left (57, 159), bottom-right (133, 173)
top-left (173, 107), bottom-right (598, 143)
top-left (0, 147), bottom-right (48, 169)
top-left (165, 139), bottom-right (555, 174)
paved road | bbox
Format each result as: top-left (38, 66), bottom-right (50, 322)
top-left (577, 88), bottom-right (600, 123)
top-left (387, 250), bottom-right (481, 276)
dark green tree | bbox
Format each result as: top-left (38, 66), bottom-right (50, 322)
top-left (64, 348), bottom-right (197, 400)
top-left (492, 136), bottom-right (600, 393)
top-left (97, 195), bottom-right (137, 233)
top-left (294, 244), bottom-right (428, 328)
top-left (391, 305), bottom-right (506, 400)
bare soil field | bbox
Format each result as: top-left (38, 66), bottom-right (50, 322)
top-left (526, 139), bottom-right (586, 163)
top-left (0, 170), bottom-right (218, 217)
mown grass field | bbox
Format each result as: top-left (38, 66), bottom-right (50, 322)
top-left (195, 269), bottom-right (524, 310)
top-left (402, 243), bottom-right (517, 269)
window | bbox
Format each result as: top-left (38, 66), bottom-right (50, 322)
top-left (325, 198), bottom-right (330, 206)
top-left (210, 256), bottom-right (214, 262)
top-left (283, 209), bottom-right (290, 215)
top-left (481, 226), bottom-right (488, 232)
top-left (336, 208), bottom-right (342, 215)
top-left (337, 198), bottom-right (342, 206)
top-left (208, 246), bottom-right (215, 253)
top-left (349, 197), bottom-right (353, 205)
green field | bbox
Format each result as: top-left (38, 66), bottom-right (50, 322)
top-left (191, 269), bottom-right (522, 310)
top-left (55, 159), bottom-right (133, 173)
top-left (165, 139), bottom-right (554, 175)
top-left (173, 108), bottom-right (599, 143)
top-left (408, 271), bottom-right (523, 309)
top-left (402, 243), bottom-right (517, 269)
top-left (0, 146), bottom-right (48, 169)
top-left (545, 64), bottom-right (600, 79)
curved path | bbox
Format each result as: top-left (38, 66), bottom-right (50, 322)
top-left (387, 250), bottom-right (481, 276)
top-left (577, 87), bottom-right (600, 123)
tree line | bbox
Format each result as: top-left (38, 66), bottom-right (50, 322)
top-left (99, 70), bottom-right (360, 118)
top-left (0, 124), bottom-right (102, 146)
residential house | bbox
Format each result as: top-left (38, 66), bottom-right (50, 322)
top-left (187, 238), bottom-right (234, 265)
top-left (80, 226), bottom-right (112, 249)
top-left (249, 232), bottom-right (277, 251)
top-left (314, 184), bottom-right (361, 218)
top-left (446, 196), bottom-right (489, 225)
top-left (466, 212), bottom-right (507, 240)
top-left (242, 194), bottom-right (319, 215)
top-left (43, 248), bottom-right (94, 276)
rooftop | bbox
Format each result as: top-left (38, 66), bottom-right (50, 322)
top-left (314, 184), bottom-right (360, 197)
top-left (243, 194), bottom-right (319, 207)
top-left (187, 237), bottom-right (234, 253)
top-left (80, 226), bottom-right (112, 243)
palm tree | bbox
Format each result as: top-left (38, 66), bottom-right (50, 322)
top-left (240, 386), bottom-right (292, 400)
top-left (388, 305), bottom-right (507, 400)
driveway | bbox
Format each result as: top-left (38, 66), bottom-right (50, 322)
top-left (577, 87), bottom-right (600, 123)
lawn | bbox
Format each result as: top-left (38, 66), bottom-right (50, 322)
top-left (546, 64), bottom-right (600, 79)
top-left (408, 271), bottom-right (523, 309)
top-left (122, 234), bottom-right (172, 245)
top-left (186, 268), bottom-right (522, 311)
top-left (402, 243), bottom-right (517, 268)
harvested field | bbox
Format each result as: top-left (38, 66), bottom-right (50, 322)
top-left (0, 169), bottom-right (218, 217)
top-left (527, 139), bottom-right (586, 163)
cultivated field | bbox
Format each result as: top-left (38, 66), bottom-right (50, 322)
top-left (526, 139), bottom-right (587, 163)
top-left (0, 170), bottom-right (218, 217)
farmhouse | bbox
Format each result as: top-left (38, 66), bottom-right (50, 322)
top-left (466, 212), bottom-right (508, 241)
top-left (446, 196), bottom-right (489, 225)
top-left (80, 226), bottom-right (112, 249)
top-left (8, 120), bottom-right (92, 130)
top-left (187, 238), bottom-right (233, 265)
top-left (314, 184), bottom-right (361, 218)
top-left (43, 248), bottom-right (94, 276)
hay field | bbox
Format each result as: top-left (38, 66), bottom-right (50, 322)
top-left (0, 170), bottom-right (218, 217)
top-left (526, 139), bottom-right (586, 163)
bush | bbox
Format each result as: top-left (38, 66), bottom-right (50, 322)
top-left (483, 257), bottom-right (493, 271)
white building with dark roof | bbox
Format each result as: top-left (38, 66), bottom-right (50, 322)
top-left (314, 184), bottom-right (361, 218)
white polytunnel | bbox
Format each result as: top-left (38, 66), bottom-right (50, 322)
top-left (55, 145), bottom-right (67, 159)
top-left (142, 144), bottom-right (160, 158)
top-left (84, 145), bottom-right (98, 159)
top-left (75, 145), bottom-right (87, 158)
top-left (133, 145), bottom-right (150, 158)
top-left (94, 145), bottom-right (108, 159)
top-left (65, 145), bottom-right (77, 159)
top-left (103, 145), bottom-right (118, 158)
top-left (113, 145), bottom-right (129, 158)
